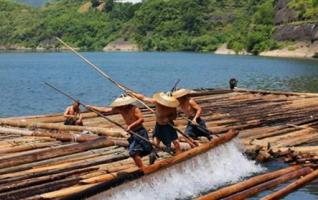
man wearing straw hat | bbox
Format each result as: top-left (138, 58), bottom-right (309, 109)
top-left (87, 94), bottom-right (153, 169)
top-left (132, 91), bottom-right (182, 155)
top-left (173, 89), bottom-right (212, 140)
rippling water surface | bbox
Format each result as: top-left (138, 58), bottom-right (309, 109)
top-left (1, 52), bottom-right (318, 117)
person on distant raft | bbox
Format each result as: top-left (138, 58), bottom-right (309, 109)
top-left (64, 101), bottom-right (83, 126)
top-left (87, 94), bottom-right (155, 169)
top-left (173, 89), bottom-right (212, 140)
top-left (229, 78), bottom-right (238, 90)
top-left (131, 91), bottom-right (182, 155)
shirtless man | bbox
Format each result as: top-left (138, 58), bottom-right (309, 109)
top-left (64, 101), bottom-right (83, 126)
top-left (87, 95), bottom-right (153, 169)
top-left (132, 91), bottom-right (182, 155)
top-left (173, 89), bottom-right (212, 140)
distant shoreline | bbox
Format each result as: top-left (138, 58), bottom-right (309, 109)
top-left (0, 43), bottom-right (318, 60)
top-left (214, 42), bottom-right (318, 60)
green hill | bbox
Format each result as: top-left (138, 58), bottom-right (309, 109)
top-left (0, 0), bottom-right (317, 54)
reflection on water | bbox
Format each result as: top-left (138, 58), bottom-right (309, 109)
top-left (245, 75), bottom-right (318, 93)
top-left (285, 76), bottom-right (318, 92)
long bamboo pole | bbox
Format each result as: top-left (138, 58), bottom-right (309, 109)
top-left (44, 82), bottom-right (167, 155)
top-left (56, 37), bottom-right (198, 147)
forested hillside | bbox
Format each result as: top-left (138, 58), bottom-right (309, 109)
top-left (1, 0), bottom-right (317, 54)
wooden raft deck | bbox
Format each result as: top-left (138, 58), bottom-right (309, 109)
top-left (0, 88), bottom-right (318, 199)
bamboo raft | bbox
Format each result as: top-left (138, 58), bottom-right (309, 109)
top-left (1, 88), bottom-right (318, 199)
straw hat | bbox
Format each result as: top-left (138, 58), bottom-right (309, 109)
top-left (110, 94), bottom-right (136, 107)
top-left (153, 92), bottom-right (179, 108)
top-left (172, 88), bottom-right (193, 98)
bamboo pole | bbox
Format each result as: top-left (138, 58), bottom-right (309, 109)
top-left (80, 166), bottom-right (138, 184)
top-left (31, 131), bottom-right (100, 142)
top-left (40, 183), bottom-right (99, 199)
top-left (0, 137), bottom-right (115, 169)
top-left (196, 165), bottom-right (301, 200)
top-left (286, 146), bottom-right (318, 154)
top-left (40, 168), bottom-right (141, 199)
top-left (0, 176), bottom-right (82, 200)
top-left (0, 146), bottom-right (120, 176)
top-left (0, 151), bottom-right (128, 183)
top-left (261, 169), bottom-right (318, 200)
top-left (56, 38), bottom-right (198, 147)
top-left (222, 167), bottom-right (313, 200)
top-left (0, 167), bottom-right (98, 193)
top-left (0, 120), bottom-right (124, 136)
top-left (0, 141), bottom-right (61, 154)
top-left (0, 127), bottom-right (33, 136)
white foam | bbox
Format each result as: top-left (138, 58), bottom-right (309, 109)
top-left (89, 139), bottom-right (264, 200)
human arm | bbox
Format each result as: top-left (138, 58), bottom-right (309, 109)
top-left (127, 107), bottom-right (144, 131)
top-left (64, 107), bottom-right (74, 119)
top-left (189, 99), bottom-right (202, 125)
top-left (130, 92), bottom-right (156, 104)
top-left (78, 113), bottom-right (83, 121)
top-left (86, 105), bottom-right (113, 113)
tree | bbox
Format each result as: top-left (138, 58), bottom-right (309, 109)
top-left (91, 0), bottom-right (100, 7)
top-left (105, 0), bottom-right (114, 12)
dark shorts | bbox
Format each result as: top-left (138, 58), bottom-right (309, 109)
top-left (153, 123), bottom-right (178, 147)
top-left (185, 117), bottom-right (210, 138)
top-left (128, 126), bottom-right (152, 157)
top-left (64, 118), bottom-right (83, 126)
top-left (64, 118), bottom-right (77, 125)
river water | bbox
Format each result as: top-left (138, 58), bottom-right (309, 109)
top-left (0, 52), bottom-right (318, 199)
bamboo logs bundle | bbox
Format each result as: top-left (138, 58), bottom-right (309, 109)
top-left (0, 120), bottom-right (125, 137)
top-left (197, 166), bottom-right (313, 200)
top-left (196, 165), bottom-right (301, 200)
top-left (0, 88), bottom-right (318, 199)
top-left (261, 169), bottom-right (318, 200)
top-left (36, 129), bottom-right (239, 200)
top-left (0, 137), bottom-right (120, 169)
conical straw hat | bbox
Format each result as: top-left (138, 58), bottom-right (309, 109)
top-left (110, 94), bottom-right (136, 107)
top-left (172, 88), bottom-right (193, 98)
top-left (153, 92), bottom-right (179, 108)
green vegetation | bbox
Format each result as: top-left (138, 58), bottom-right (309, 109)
top-left (289, 0), bottom-right (318, 20)
top-left (0, 0), bottom-right (137, 50)
top-left (0, 0), bottom-right (315, 54)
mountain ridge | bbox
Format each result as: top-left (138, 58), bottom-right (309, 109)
top-left (1, 0), bottom-right (317, 57)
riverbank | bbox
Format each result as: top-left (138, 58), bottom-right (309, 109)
top-left (214, 42), bottom-right (318, 59)
top-left (2, 42), bottom-right (317, 60)
top-left (260, 41), bottom-right (318, 59)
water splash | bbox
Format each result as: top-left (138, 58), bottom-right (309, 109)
top-left (89, 139), bottom-right (264, 200)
